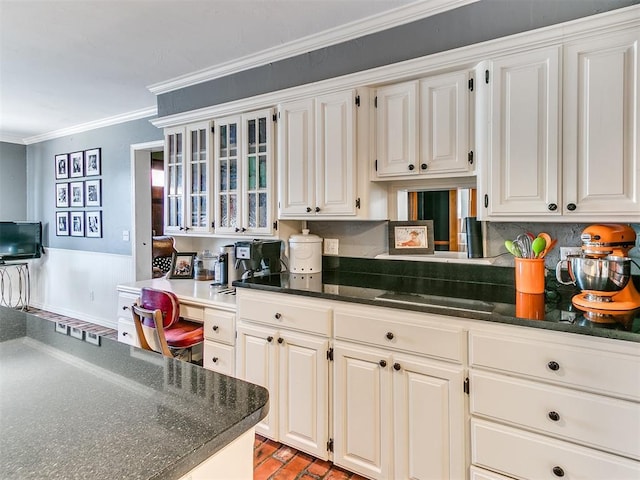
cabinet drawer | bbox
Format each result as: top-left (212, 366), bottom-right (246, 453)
top-left (117, 291), bottom-right (138, 318)
top-left (334, 304), bottom-right (465, 363)
top-left (117, 318), bottom-right (139, 347)
top-left (470, 370), bottom-right (640, 459)
top-left (203, 341), bottom-right (234, 375)
top-left (204, 309), bottom-right (235, 344)
top-left (469, 329), bottom-right (640, 401)
top-left (469, 466), bottom-right (513, 480)
top-left (180, 303), bottom-right (204, 322)
top-left (237, 290), bottom-right (331, 336)
top-left (471, 419), bottom-right (640, 480)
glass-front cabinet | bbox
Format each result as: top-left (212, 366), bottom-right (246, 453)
top-left (164, 121), bottom-right (212, 234)
top-left (214, 108), bottom-right (274, 235)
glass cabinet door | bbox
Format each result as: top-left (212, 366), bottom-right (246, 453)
top-left (215, 116), bottom-right (240, 233)
top-left (164, 127), bottom-right (184, 233)
top-left (243, 110), bottom-right (272, 234)
top-left (186, 123), bottom-right (211, 232)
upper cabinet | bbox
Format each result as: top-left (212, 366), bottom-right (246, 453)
top-left (214, 109), bottom-right (275, 236)
top-left (478, 29), bottom-right (640, 221)
top-left (374, 71), bottom-right (474, 180)
top-left (164, 121), bottom-right (212, 234)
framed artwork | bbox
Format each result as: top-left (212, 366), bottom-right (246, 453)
top-left (70, 151), bottom-right (84, 177)
top-left (55, 183), bottom-right (69, 207)
top-left (55, 154), bottom-right (69, 179)
top-left (85, 211), bottom-right (102, 238)
top-left (388, 220), bottom-right (435, 255)
top-left (70, 181), bottom-right (84, 207)
top-left (168, 252), bottom-right (196, 279)
top-left (70, 211), bottom-right (85, 237)
top-left (85, 148), bottom-right (101, 176)
top-left (85, 179), bottom-right (101, 207)
top-left (56, 212), bottom-right (69, 236)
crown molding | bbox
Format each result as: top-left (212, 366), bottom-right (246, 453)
top-left (0, 133), bottom-right (27, 145)
top-left (23, 106), bottom-right (157, 145)
top-left (147, 0), bottom-right (479, 95)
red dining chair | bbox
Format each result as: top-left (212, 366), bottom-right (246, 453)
top-left (131, 287), bottom-right (203, 362)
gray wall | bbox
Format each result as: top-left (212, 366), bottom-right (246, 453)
top-left (0, 141), bottom-right (27, 221)
top-left (158, 0), bottom-right (638, 116)
top-left (27, 117), bottom-right (163, 255)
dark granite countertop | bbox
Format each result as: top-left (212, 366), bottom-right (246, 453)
top-left (233, 256), bottom-right (640, 343)
top-left (0, 308), bottom-right (269, 480)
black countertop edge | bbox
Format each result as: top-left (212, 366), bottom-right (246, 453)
top-left (233, 279), bottom-right (640, 344)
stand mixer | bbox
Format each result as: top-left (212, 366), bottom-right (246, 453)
top-left (556, 224), bottom-right (640, 313)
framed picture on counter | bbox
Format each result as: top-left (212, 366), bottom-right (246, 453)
top-left (168, 252), bottom-right (196, 279)
top-left (388, 220), bottom-right (434, 255)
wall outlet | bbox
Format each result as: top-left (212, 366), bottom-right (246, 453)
top-left (560, 246), bottom-right (581, 261)
top-left (324, 238), bottom-right (339, 255)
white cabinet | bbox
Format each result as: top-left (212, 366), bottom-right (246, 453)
top-left (116, 291), bottom-right (139, 347)
top-left (332, 304), bottom-right (466, 480)
top-left (278, 90), bottom-right (357, 218)
top-left (235, 289), bottom-right (332, 460)
top-left (203, 308), bottom-right (235, 375)
top-left (479, 29), bottom-right (640, 221)
top-left (374, 72), bottom-right (474, 180)
top-left (164, 121), bottom-right (213, 234)
top-left (213, 108), bottom-right (275, 235)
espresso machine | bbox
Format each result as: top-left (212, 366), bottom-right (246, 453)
top-left (556, 224), bottom-right (640, 314)
top-left (235, 240), bottom-right (284, 278)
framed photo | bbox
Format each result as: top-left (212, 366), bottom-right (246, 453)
top-left (70, 181), bottom-right (84, 207)
top-left (56, 212), bottom-right (69, 236)
top-left (70, 211), bottom-right (85, 237)
top-left (55, 183), bottom-right (69, 207)
top-left (55, 154), bottom-right (69, 179)
top-left (85, 148), bottom-right (101, 176)
top-left (85, 179), bottom-right (101, 207)
top-left (85, 211), bottom-right (102, 238)
top-left (168, 252), bottom-right (196, 279)
top-left (70, 151), bottom-right (84, 178)
top-left (388, 220), bottom-right (435, 255)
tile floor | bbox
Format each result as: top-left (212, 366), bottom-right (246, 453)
top-left (28, 308), bottom-right (365, 480)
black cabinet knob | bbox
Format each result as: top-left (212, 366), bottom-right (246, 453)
top-left (547, 361), bottom-right (560, 371)
top-left (212, 357), bottom-right (218, 363)
top-left (393, 363), bottom-right (401, 371)
top-left (548, 203), bottom-right (558, 211)
top-left (235, 227), bottom-right (240, 232)
top-left (552, 466), bottom-right (565, 477)
top-left (274, 313), bottom-right (282, 319)
top-left (420, 163), bottom-right (428, 170)
top-left (386, 332), bottom-right (394, 340)
top-left (212, 325), bottom-right (219, 331)
top-left (566, 203), bottom-right (577, 211)
top-left (267, 336), bottom-right (273, 343)
top-left (408, 164), bottom-right (415, 171)
top-left (122, 332), bottom-right (129, 337)
top-left (306, 207), bottom-right (312, 213)
top-left (379, 360), bottom-right (387, 367)
top-left (277, 337), bottom-right (284, 344)
top-left (315, 206), bottom-right (320, 213)
top-left (548, 411), bottom-right (560, 422)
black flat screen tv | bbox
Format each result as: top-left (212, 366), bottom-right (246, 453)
top-left (0, 222), bottom-right (43, 263)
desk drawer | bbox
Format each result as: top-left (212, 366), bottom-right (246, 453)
top-left (469, 330), bottom-right (640, 401)
top-left (203, 341), bottom-right (234, 375)
top-left (471, 419), bottom-right (640, 480)
top-left (204, 309), bottom-right (235, 344)
top-left (334, 304), bottom-right (465, 363)
top-left (117, 318), bottom-right (140, 347)
top-left (117, 291), bottom-right (138, 319)
top-left (180, 303), bottom-right (204, 322)
top-left (238, 290), bottom-right (331, 336)
top-left (470, 370), bottom-right (640, 459)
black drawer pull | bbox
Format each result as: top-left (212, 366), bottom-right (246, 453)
top-left (548, 203), bottom-right (558, 211)
top-left (386, 332), bottom-right (394, 340)
top-left (408, 164), bottom-right (415, 171)
top-left (393, 363), bottom-right (401, 371)
top-left (306, 207), bottom-right (312, 213)
top-left (267, 336), bottom-right (273, 343)
top-left (274, 313), bottom-right (282, 319)
top-left (212, 325), bottom-right (219, 331)
top-left (552, 466), bottom-right (565, 477)
top-left (548, 411), bottom-right (560, 422)
top-left (379, 360), bottom-right (387, 368)
top-left (212, 357), bottom-right (218, 363)
top-left (277, 337), bottom-right (284, 344)
top-left (547, 361), bottom-right (560, 371)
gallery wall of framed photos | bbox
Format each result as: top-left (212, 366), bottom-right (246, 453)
top-left (54, 148), bottom-right (103, 238)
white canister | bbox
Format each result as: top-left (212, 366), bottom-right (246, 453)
top-left (289, 229), bottom-right (323, 273)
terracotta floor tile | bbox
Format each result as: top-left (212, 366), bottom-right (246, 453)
top-left (306, 458), bottom-right (331, 476)
top-left (273, 444), bottom-right (297, 462)
top-left (254, 457), bottom-right (284, 480)
top-left (323, 467), bottom-right (352, 480)
top-left (254, 440), bottom-right (279, 467)
top-left (349, 474), bottom-right (369, 480)
top-left (298, 475), bottom-right (318, 480)
top-left (271, 453), bottom-right (313, 480)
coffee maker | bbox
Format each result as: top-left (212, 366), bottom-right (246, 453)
top-left (235, 240), bottom-right (284, 278)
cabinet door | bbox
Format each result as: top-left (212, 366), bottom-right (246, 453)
top-left (420, 71), bottom-right (471, 175)
top-left (242, 109), bottom-right (274, 234)
top-left (315, 90), bottom-right (357, 215)
top-left (563, 30), bottom-right (640, 216)
top-left (333, 342), bottom-right (392, 480)
top-left (375, 81), bottom-right (419, 177)
top-left (278, 98), bottom-right (315, 216)
top-left (185, 122), bottom-right (212, 233)
top-left (236, 322), bottom-right (278, 438)
top-left (278, 330), bottom-right (330, 460)
top-left (485, 47), bottom-right (561, 216)
top-left (164, 126), bottom-right (185, 233)
top-left (392, 354), bottom-right (466, 480)
top-left (214, 115), bottom-right (241, 234)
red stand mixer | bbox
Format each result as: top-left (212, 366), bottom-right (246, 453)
top-left (556, 224), bottom-right (640, 313)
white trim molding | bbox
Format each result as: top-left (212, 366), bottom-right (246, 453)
top-left (147, 0), bottom-right (479, 95)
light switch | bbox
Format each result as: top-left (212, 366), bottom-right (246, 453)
top-left (122, 230), bottom-right (130, 241)
top-left (324, 238), bottom-right (339, 255)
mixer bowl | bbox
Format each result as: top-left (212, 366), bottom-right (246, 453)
top-left (568, 255), bottom-right (631, 293)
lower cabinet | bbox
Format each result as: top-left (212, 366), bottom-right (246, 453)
top-left (203, 308), bottom-right (235, 375)
top-left (117, 290), bottom-right (140, 347)
top-left (333, 341), bottom-right (465, 480)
